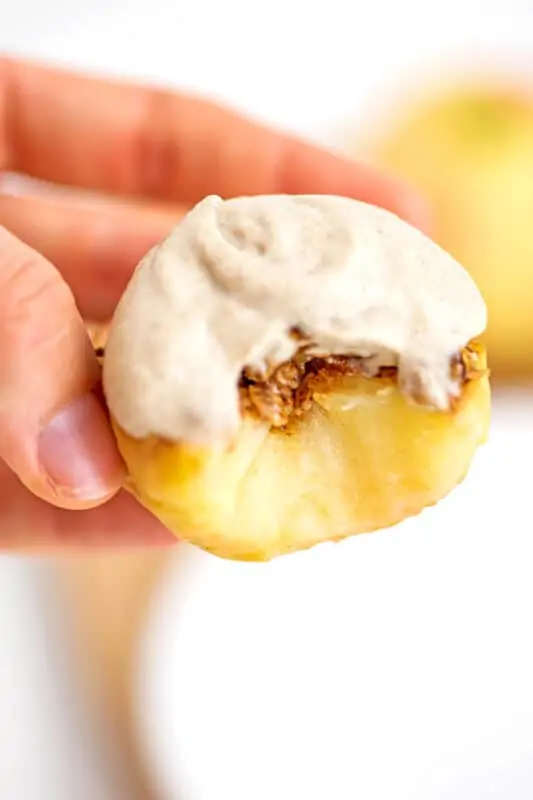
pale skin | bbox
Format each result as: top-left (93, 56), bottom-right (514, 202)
top-left (0, 56), bottom-right (429, 550)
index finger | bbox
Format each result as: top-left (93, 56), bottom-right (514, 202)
top-left (0, 57), bottom-right (428, 227)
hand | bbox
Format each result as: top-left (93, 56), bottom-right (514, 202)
top-left (0, 56), bottom-right (428, 550)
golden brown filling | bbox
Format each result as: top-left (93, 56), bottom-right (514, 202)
top-left (239, 342), bottom-right (487, 428)
top-left (94, 339), bottom-right (486, 430)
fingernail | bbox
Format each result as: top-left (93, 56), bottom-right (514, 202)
top-left (39, 392), bottom-right (125, 501)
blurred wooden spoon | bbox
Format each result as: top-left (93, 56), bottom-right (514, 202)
top-left (56, 549), bottom-right (170, 800)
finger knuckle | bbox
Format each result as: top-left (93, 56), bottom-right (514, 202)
top-left (0, 227), bottom-right (72, 347)
top-left (122, 89), bottom-right (183, 201)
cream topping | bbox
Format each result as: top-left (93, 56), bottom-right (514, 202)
top-left (102, 195), bottom-right (487, 443)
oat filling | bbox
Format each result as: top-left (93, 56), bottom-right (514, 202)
top-left (239, 342), bottom-right (485, 428)
top-left (96, 341), bottom-right (486, 431)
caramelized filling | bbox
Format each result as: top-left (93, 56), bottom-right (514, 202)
top-left (239, 341), bottom-right (486, 427)
top-left (93, 329), bottom-right (486, 430)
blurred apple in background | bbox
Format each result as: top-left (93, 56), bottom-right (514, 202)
top-left (362, 79), bottom-right (533, 382)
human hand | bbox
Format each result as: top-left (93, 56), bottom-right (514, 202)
top-left (0, 56), bottom-right (429, 550)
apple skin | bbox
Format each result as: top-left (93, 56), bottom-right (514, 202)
top-left (367, 82), bottom-right (533, 381)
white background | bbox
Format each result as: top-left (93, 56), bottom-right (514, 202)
top-left (1, 1), bottom-right (533, 798)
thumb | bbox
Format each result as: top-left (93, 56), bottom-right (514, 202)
top-left (0, 226), bottom-right (125, 509)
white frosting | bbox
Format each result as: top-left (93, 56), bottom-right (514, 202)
top-left (103, 195), bottom-right (487, 443)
